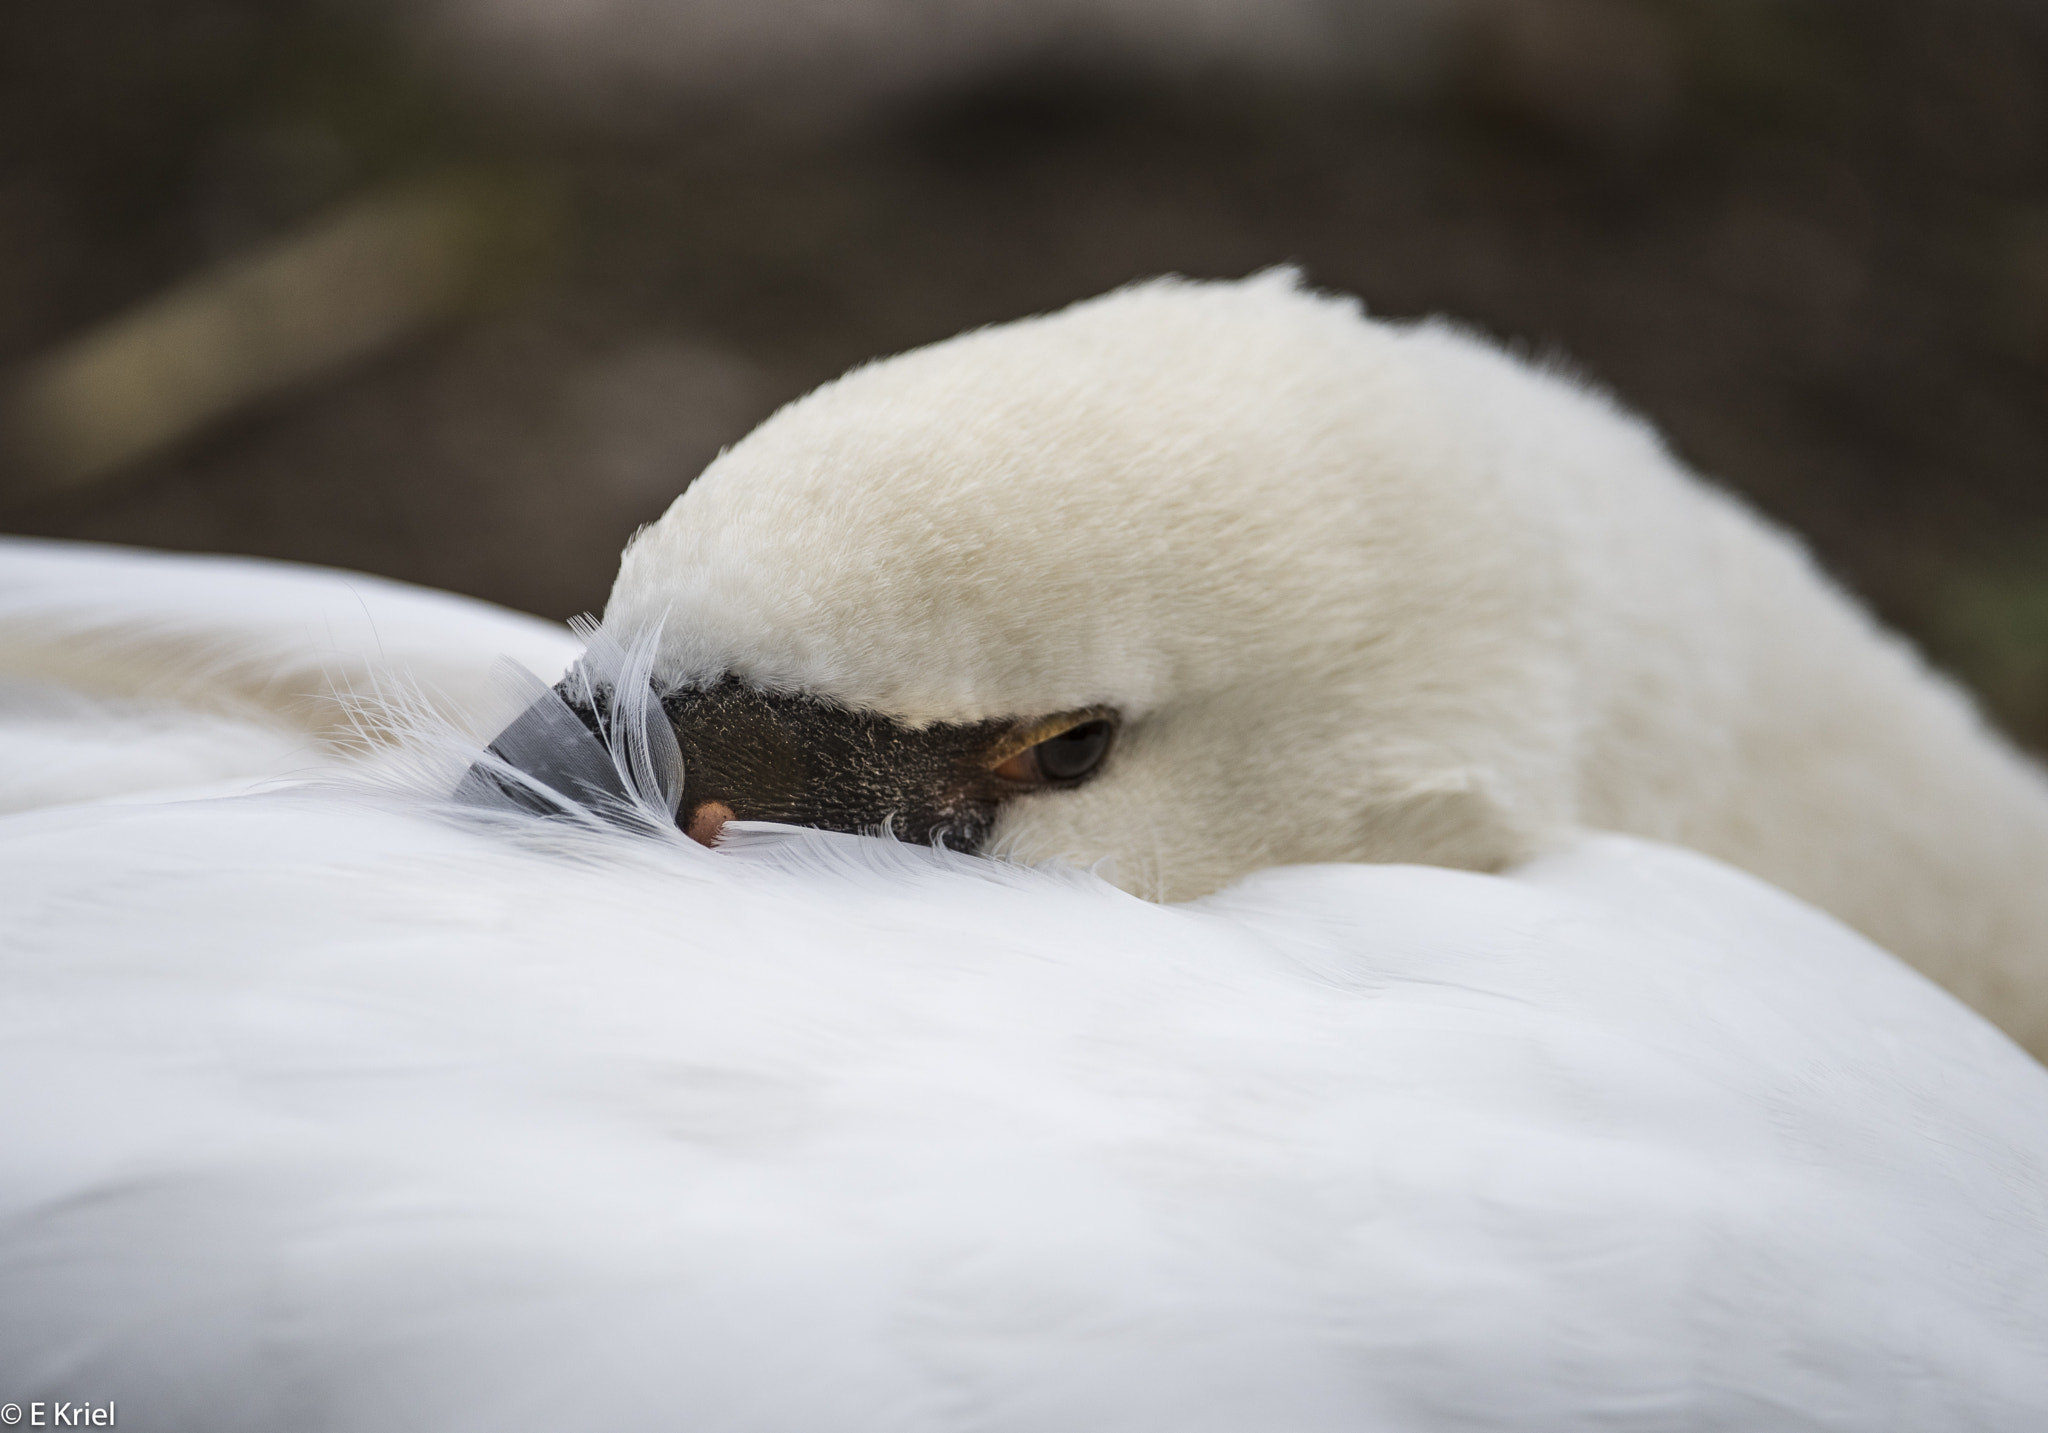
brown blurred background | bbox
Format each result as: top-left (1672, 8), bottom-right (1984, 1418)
top-left (4, 0), bottom-right (2047, 748)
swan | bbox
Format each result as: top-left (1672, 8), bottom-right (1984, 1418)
top-left (5, 268), bottom-right (2048, 1426)
top-left (585, 270), bottom-right (2048, 1057)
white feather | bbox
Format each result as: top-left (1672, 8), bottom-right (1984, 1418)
top-left (0, 782), bottom-right (2044, 1430)
top-left (0, 537), bottom-right (583, 812)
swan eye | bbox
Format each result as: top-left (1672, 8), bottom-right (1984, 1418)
top-left (995, 717), bottom-right (1115, 785)
top-left (1037, 720), bottom-right (1114, 780)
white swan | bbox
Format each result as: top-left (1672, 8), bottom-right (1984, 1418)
top-left (599, 271), bottom-right (2048, 1057)
top-left (5, 265), bottom-right (2048, 1426)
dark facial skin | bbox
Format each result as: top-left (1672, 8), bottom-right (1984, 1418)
top-left (550, 673), bottom-right (1117, 850)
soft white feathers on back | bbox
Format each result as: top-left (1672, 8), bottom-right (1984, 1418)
top-left (0, 536), bottom-right (582, 811)
top-left (607, 273), bottom-right (2048, 1054)
top-left (1, 790), bottom-right (2045, 1431)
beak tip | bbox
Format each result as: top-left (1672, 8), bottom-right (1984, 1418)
top-left (686, 801), bottom-right (735, 848)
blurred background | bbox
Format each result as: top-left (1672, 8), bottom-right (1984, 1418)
top-left (3, 0), bottom-right (2047, 748)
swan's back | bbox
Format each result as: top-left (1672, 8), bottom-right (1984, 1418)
top-left (2, 786), bottom-right (2045, 1429)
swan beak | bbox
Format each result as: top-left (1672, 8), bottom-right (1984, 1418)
top-left (469, 672), bottom-right (1113, 852)
top-left (654, 675), bottom-right (1017, 849)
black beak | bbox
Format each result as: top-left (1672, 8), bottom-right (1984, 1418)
top-left (656, 676), bottom-right (1016, 849)
top-left (461, 667), bottom-right (1104, 852)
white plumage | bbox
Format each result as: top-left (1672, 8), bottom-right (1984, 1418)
top-left (0, 534), bottom-right (579, 812)
top-left (6, 262), bottom-right (2048, 1427)
top-left (5, 768), bottom-right (2048, 1428)
top-left (1, 536), bottom-right (2046, 1429)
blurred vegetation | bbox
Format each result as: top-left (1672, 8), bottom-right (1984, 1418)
top-left (3, 0), bottom-right (2048, 751)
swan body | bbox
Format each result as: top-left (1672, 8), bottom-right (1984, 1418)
top-left (606, 272), bottom-right (2048, 1055)
top-left (2, 540), bottom-right (2047, 1426)
top-left (2, 790), bottom-right (2046, 1429)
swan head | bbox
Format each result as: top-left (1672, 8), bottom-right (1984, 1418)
top-left (581, 271), bottom-right (1583, 899)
